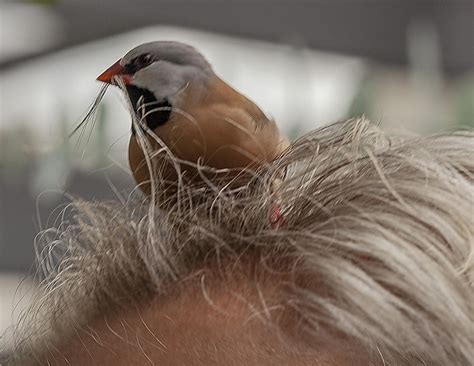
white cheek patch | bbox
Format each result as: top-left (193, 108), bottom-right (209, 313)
top-left (131, 61), bottom-right (209, 105)
top-left (132, 62), bottom-right (184, 101)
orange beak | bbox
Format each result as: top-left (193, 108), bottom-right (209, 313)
top-left (96, 60), bottom-right (132, 85)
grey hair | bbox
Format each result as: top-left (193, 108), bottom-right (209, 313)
top-left (8, 118), bottom-right (474, 365)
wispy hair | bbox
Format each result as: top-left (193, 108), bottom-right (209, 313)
top-left (8, 118), bottom-right (474, 365)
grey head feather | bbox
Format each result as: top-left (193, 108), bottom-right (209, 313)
top-left (121, 41), bottom-right (213, 72)
top-left (120, 41), bottom-right (214, 102)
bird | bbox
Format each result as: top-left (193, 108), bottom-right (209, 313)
top-left (96, 41), bottom-right (289, 207)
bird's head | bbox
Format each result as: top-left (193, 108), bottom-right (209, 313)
top-left (97, 41), bottom-right (214, 131)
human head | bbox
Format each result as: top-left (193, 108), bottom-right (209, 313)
top-left (8, 118), bottom-right (474, 365)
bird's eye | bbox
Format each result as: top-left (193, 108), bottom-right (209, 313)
top-left (139, 54), bottom-right (153, 66)
top-left (124, 54), bottom-right (155, 74)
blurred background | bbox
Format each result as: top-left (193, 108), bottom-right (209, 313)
top-left (0, 0), bottom-right (473, 347)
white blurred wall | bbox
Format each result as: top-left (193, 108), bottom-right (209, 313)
top-left (0, 274), bottom-right (34, 351)
top-left (0, 26), bottom-right (366, 149)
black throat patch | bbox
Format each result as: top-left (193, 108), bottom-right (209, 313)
top-left (126, 85), bottom-right (172, 134)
